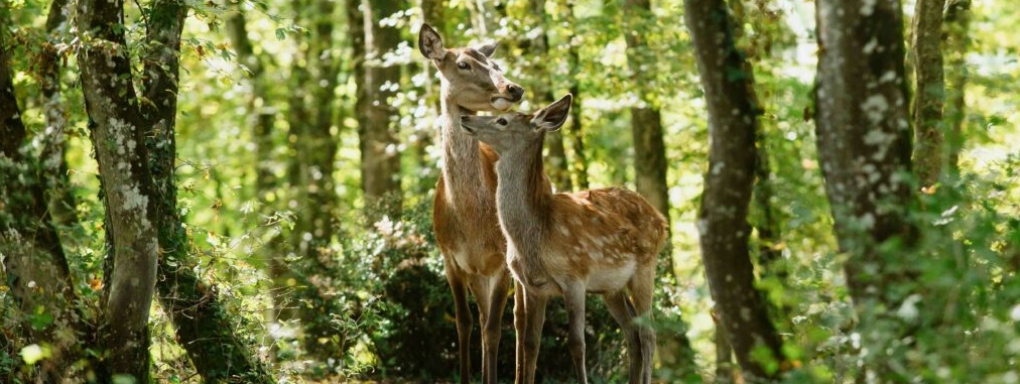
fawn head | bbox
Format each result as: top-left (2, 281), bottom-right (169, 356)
top-left (459, 94), bottom-right (572, 153)
top-left (419, 23), bottom-right (524, 111)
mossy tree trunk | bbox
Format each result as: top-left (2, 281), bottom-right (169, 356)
top-left (943, 0), bottom-right (970, 175)
top-left (140, 1), bottom-right (275, 382)
top-left (76, 0), bottom-right (162, 378)
top-left (36, 0), bottom-right (78, 227)
top-left (814, 0), bottom-right (921, 380)
top-left (686, 0), bottom-right (787, 379)
top-left (0, 18), bottom-right (82, 381)
top-left (911, 0), bottom-right (947, 187)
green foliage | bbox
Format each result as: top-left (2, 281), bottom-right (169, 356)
top-left (2, 0), bottom-right (1020, 382)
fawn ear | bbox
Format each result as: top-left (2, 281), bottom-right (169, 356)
top-left (532, 94), bottom-right (573, 132)
top-left (477, 42), bottom-right (498, 58)
top-left (419, 23), bottom-right (446, 61)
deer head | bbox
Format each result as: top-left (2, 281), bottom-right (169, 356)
top-left (459, 94), bottom-right (572, 152)
top-left (419, 23), bottom-right (525, 111)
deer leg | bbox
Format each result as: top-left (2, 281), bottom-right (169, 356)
top-left (521, 289), bottom-right (547, 384)
top-left (604, 291), bottom-right (642, 384)
top-left (513, 286), bottom-right (526, 384)
top-left (628, 264), bottom-right (657, 384)
top-left (563, 282), bottom-right (589, 384)
top-left (447, 271), bottom-right (473, 384)
top-left (480, 274), bottom-right (511, 384)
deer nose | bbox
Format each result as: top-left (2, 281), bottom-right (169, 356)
top-left (507, 84), bottom-right (524, 102)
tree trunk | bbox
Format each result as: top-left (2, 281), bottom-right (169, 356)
top-left (76, 0), bottom-right (161, 379)
top-left (753, 135), bottom-right (791, 318)
top-left (355, 0), bottom-right (403, 220)
top-left (814, 0), bottom-right (921, 380)
top-left (137, 2), bottom-right (276, 381)
top-left (520, 0), bottom-right (571, 191)
top-left (943, 0), bottom-right (970, 175)
top-left (466, 0), bottom-right (499, 35)
top-left (37, 0), bottom-right (78, 227)
top-left (712, 310), bottom-right (735, 384)
top-left (564, 0), bottom-right (589, 190)
top-left (622, 0), bottom-right (700, 376)
top-left (622, 0), bottom-right (669, 220)
top-left (0, 23), bottom-right (81, 381)
top-left (418, 0), bottom-right (447, 194)
top-left (630, 108), bottom-right (669, 215)
top-left (911, 0), bottom-right (947, 187)
top-left (685, 0), bottom-right (786, 379)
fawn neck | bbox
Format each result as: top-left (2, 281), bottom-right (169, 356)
top-left (494, 135), bottom-right (551, 259)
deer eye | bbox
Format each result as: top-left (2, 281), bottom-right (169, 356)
top-left (496, 117), bottom-right (508, 126)
top-left (457, 61), bottom-right (470, 70)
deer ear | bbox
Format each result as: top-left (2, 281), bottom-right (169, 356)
top-left (532, 94), bottom-right (573, 132)
top-left (477, 42), bottom-right (498, 58)
top-left (419, 23), bottom-right (446, 61)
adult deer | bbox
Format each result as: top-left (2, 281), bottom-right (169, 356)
top-left (418, 24), bottom-right (526, 384)
top-left (460, 94), bottom-right (665, 384)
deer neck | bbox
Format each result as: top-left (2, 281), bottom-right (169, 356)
top-left (494, 135), bottom-right (551, 259)
top-left (439, 90), bottom-right (490, 204)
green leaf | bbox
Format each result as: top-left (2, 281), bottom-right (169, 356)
top-left (29, 311), bottom-right (54, 330)
top-left (275, 28), bottom-right (287, 41)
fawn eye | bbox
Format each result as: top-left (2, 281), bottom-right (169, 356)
top-left (457, 61), bottom-right (470, 70)
top-left (496, 117), bottom-right (508, 126)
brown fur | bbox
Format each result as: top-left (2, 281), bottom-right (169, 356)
top-left (420, 24), bottom-right (526, 384)
top-left (461, 95), bottom-right (666, 384)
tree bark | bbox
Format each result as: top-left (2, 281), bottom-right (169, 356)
top-left (355, 0), bottom-right (403, 220)
top-left (76, 0), bottom-right (161, 379)
top-left (622, 0), bottom-right (700, 376)
top-left (753, 135), bottom-right (790, 318)
top-left (466, 0), bottom-right (499, 35)
top-left (712, 310), bottom-right (735, 384)
top-left (0, 21), bottom-right (81, 381)
top-left (622, 0), bottom-right (669, 221)
top-left (911, 0), bottom-right (947, 187)
top-left (814, 0), bottom-right (921, 380)
top-left (37, 0), bottom-right (78, 227)
top-left (565, 0), bottom-right (589, 190)
top-left (418, 0), bottom-right (447, 193)
top-left (685, 0), bottom-right (786, 379)
top-left (943, 0), bottom-right (970, 175)
top-left (520, 0), bottom-right (571, 192)
top-left (136, 2), bottom-right (276, 381)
